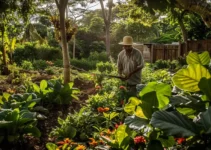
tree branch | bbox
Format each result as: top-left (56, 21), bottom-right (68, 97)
top-left (99, 0), bottom-right (108, 25)
top-left (55, 0), bottom-right (60, 8)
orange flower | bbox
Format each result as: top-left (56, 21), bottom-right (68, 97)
top-left (104, 107), bottom-right (109, 112)
top-left (89, 138), bottom-right (98, 147)
top-left (97, 107), bottom-right (104, 113)
top-left (64, 138), bottom-right (71, 143)
top-left (75, 144), bottom-right (86, 150)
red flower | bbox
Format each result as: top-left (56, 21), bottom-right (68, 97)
top-left (175, 138), bottom-right (186, 144)
top-left (119, 86), bottom-right (126, 90)
top-left (134, 136), bottom-right (146, 144)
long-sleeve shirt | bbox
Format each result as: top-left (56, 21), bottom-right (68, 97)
top-left (117, 48), bottom-right (144, 85)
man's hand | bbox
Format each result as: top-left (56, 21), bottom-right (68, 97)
top-left (120, 73), bottom-right (132, 81)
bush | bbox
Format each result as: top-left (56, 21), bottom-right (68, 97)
top-left (36, 45), bottom-right (62, 60)
top-left (33, 59), bottom-right (48, 70)
top-left (70, 58), bottom-right (97, 70)
top-left (53, 59), bottom-right (63, 67)
top-left (96, 61), bottom-right (114, 73)
top-left (21, 60), bottom-right (34, 70)
top-left (13, 42), bottom-right (37, 65)
top-left (88, 51), bottom-right (108, 62)
top-left (13, 42), bottom-right (62, 65)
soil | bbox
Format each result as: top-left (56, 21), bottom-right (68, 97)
top-left (0, 77), bottom-right (97, 150)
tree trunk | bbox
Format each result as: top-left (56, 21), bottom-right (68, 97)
top-left (105, 25), bottom-right (111, 56)
top-left (99, 0), bottom-right (113, 57)
top-left (176, 0), bottom-right (211, 27)
top-left (55, 0), bottom-right (70, 84)
top-left (177, 15), bottom-right (187, 42)
top-left (60, 12), bottom-right (70, 83)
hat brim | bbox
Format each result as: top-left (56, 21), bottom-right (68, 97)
top-left (118, 42), bottom-right (136, 45)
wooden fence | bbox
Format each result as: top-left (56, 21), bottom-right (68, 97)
top-left (138, 39), bottom-right (211, 63)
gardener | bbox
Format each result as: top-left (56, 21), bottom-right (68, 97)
top-left (117, 36), bottom-right (145, 95)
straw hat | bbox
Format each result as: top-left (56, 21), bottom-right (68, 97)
top-left (119, 36), bottom-right (136, 45)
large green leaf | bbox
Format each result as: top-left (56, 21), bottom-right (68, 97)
top-left (198, 107), bottom-right (211, 134)
top-left (158, 136), bottom-right (175, 148)
top-left (124, 115), bottom-right (149, 130)
top-left (172, 64), bottom-right (211, 92)
top-left (22, 126), bottom-right (41, 137)
top-left (40, 80), bottom-right (48, 91)
top-left (150, 111), bottom-right (198, 137)
top-left (169, 95), bottom-right (206, 112)
top-left (115, 125), bottom-right (130, 147)
top-left (198, 77), bottom-right (211, 101)
top-left (46, 143), bottom-right (57, 150)
top-left (186, 51), bottom-right (210, 66)
top-left (140, 82), bottom-right (171, 109)
top-left (124, 97), bottom-right (141, 115)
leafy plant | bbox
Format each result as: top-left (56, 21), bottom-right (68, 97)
top-left (0, 108), bottom-right (41, 144)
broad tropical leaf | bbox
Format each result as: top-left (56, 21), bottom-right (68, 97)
top-left (172, 64), bottom-right (211, 92)
top-left (198, 77), bottom-right (211, 101)
top-left (150, 111), bottom-right (198, 137)
top-left (46, 143), bottom-right (57, 150)
top-left (115, 125), bottom-right (129, 147)
top-left (124, 115), bottom-right (149, 130)
top-left (198, 107), bottom-right (211, 134)
top-left (158, 136), bottom-right (175, 148)
top-left (40, 80), bottom-right (48, 91)
top-left (139, 82), bottom-right (171, 109)
top-left (124, 97), bottom-right (141, 115)
top-left (186, 51), bottom-right (210, 66)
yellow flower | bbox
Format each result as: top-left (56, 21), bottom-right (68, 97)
top-left (75, 144), bottom-right (86, 150)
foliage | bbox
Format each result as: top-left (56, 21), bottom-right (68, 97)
top-left (0, 108), bottom-right (41, 144)
top-left (21, 60), bottom-right (34, 70)
top-left (70, 58), bottom-right (97, 71)
top-left (87, 93), bottom-right (117, 111)
top-left (33, 59), bottom-right (48, 70)
top-left (13, 42), bottom-right (62, 65)
top-left (50, 107), bottom-right (105, 141)
top-left (142, 63), bottom-right (172, 84)
top-left (26, 79), bottom-right (80, 105)
top-left (96, 61), bottom-right (115, 73)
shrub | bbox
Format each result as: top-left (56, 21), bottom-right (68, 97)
top-left (96, 61), bottom-right (114, 73)
top-left (70, 58), bottom-right (97, 70)
top-left (33, 59), bottom-right (48, 70)
top-left (53, 59), bottom-right (63, 67)
top-left (88, 51), bottom-right (108, 62)
top-left (13, 42), bottom-right (62, 65)
top-left (21, 60), bottom-right (34, 70)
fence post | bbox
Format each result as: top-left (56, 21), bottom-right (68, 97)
top-left (178, 42), bottom-right (181, 58)
top-left (151, 44), bottom-right (154, 63)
